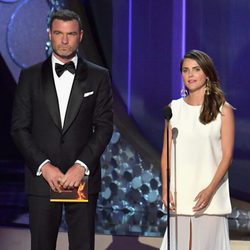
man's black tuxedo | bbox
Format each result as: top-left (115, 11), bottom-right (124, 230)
top-left (11, 56), bottom-right (113, 250)
top-left (11, 56), bottom-right (113, 196)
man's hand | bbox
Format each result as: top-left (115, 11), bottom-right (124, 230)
top-left (59, 163), bottom-right (85, 189)
top-left (41, 162), bottom-right (64, 192)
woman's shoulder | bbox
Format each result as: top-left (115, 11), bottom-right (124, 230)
top-left (221, 101), bottom-right (235, 112)
top-left (221, 101), bottom-right (235, 120)
top-left (170, 98), bottom-right (183, 107)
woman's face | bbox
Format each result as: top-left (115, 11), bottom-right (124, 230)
top-left (181, 58), bottom-right (207, 94)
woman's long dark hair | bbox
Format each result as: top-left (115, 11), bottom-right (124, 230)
top-left (180, 50), bottom-right (225, 124)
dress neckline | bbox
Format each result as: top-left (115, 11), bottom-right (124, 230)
top-left (182, 98), bottom-right (202, 108)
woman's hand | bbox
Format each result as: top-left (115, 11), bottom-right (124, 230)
top-left (193, 186), bottom-right (214, 212)
top-left (162, 191), bottom-right (175, 211)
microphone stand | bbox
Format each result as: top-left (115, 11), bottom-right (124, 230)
top-left (163, 106), bottom-right (172, 250)
top-left (172, 127), bottom-right (178, 250)
top-left (166, 120), bottom-right (171, 250)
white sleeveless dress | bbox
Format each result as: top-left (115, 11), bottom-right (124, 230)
top-left (160, 98), bottom-right (231, 250)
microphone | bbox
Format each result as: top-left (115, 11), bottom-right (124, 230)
top-left (172, 127), bottom-right (178, 141)
top-left (163, 106), bottom-right (172, 121)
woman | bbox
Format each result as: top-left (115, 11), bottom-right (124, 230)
top-left (160, 50), bottom-right (235, 250)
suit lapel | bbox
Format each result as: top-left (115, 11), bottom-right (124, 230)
top-left (62, 57), bottom-right (88, 135)
top-left (42, 57), bottom-right (62, 131)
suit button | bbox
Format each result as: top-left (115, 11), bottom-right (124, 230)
top-left (61, 138), bottom-right (64, 144)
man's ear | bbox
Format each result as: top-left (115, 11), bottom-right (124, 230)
top-left (79, 30), bottom-right (84, 42)
top-left (48, 29), bottom-right (52, 40)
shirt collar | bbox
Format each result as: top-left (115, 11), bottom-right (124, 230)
top-left (52, 54), bottom-right (78, 68)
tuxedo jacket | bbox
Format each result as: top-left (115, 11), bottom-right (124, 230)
top-left (11, 56), bottom-right (113, 196)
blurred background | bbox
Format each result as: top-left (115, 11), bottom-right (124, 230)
top-left (0, 0), bottom-right (249, 241)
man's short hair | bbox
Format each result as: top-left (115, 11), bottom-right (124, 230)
top-left (49, 9), bottom-right (82, 30)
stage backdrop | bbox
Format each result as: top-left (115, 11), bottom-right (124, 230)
top-left (0, 0), bottom-right (249, 237)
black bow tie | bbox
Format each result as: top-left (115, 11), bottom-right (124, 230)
top-left (55, 61), bottom-right (76, 77)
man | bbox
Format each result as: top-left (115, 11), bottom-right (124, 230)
top-left (11, 9), bottom-right (113, 250)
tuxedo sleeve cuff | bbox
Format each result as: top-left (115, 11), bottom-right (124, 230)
top-left (36, 159), bottom-right (50, 176)
top-left (75, 160), bottom-right (90, 175)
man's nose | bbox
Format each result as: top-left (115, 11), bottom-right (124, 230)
top-left (62, 35), bottom-right (68, 44)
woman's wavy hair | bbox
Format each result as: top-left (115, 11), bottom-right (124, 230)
top-left (180, 49), bottom-right (225, 124)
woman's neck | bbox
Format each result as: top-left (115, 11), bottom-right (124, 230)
top-left (185, 92), bottom-right (204, 106)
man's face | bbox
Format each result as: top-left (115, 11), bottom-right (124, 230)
top-left (49, 19), bottom-right (83, 63)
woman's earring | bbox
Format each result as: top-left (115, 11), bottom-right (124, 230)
top-left (180, 87), bottom-right (188, 97)
top-left (205, 78), bottom-right (211, 95)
